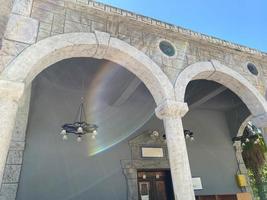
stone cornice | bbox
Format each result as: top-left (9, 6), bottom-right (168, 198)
top-left (68, 0), bottom-right (267, 59)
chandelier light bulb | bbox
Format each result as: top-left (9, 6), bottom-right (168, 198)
top-left (93, 130), bottom-right (98, 136)
top-left (62, 134), bottom-right (68, 140)
top-left (190, 136), bottom-right (194, 141)
top-left (77, 136), bottom-right (82, 142)
top-left (245, 138), bottom-right (250, 143)
top-left (142, 174), bottom-right (146, 179)
top-left (60, 129), bottom-right (66, 135)
top-left (185, 134), bottom-right (190, 139)
top-left (77, 127), bottom-right (83, 133)
top-left (242, 143), bottom-right (245, 146)
top-left (152, 131), bottom-right (159, 137)
top-left (254, 140), bottom-right (258, 144)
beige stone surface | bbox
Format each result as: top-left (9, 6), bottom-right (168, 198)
top-left (4, 14), bottom-right (38, 44)
top-left (12, 0), bottom-right (33, 16)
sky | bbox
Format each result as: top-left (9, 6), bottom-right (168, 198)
top-left (97, 0), bottom-right (267, 52)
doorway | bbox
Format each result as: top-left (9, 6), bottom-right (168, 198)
top-left (137, 170), bottom-right (174, 200)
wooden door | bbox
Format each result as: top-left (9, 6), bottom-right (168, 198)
top-left (138, 170), bottom-right (174, 200)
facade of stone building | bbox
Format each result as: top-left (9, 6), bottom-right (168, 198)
top-left (0, 0), bottom-right (267, 200)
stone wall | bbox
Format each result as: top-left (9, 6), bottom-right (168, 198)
top-left (0, 0), bottom-right (266, 93)
top-left (28, 0), bottom-right (267, 88)
top-left (0, 86), bottom-right (31, 200)
top-left (0, 0), bottom-right (14, 48)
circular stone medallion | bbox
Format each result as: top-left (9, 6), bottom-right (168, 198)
top-left (247, 63), bottom-right (258, 76)
top-left (159, 41), bottom-right (175, 57)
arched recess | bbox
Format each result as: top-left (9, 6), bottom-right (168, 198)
top-left (174, 60), bottom-right (267, 118)
top-left (0, 31), bottom-right (174, 105)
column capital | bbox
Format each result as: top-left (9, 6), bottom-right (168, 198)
top-left (0, 80), bottom-right (25, 102)
top-left (155, 100), bottom-right (188, 119)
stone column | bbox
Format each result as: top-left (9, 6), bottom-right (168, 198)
top-left (0, 80), bottom-right (24, 186)
top-left (155, 100), bottom-right (195, 200)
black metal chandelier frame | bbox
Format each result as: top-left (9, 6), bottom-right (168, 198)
top-left (60, 99), bottom-right (98, 142)
top-left (232, 122), bottom-right (261, 146)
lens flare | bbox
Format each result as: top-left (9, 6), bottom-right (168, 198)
top-left (85, 61), bottom-right (155, 156)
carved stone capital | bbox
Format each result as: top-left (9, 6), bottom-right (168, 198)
top-left (0, 80), bottom-right (25, 102)
top-left (155, 100), bottom-right (188, 119)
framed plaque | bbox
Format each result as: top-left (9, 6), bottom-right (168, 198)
top-left (141, 147), bottom-right (164, 158)
top-left (192, 177), bottom-right (203, 190)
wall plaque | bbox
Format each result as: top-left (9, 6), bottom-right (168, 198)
top-left (141, 147), bottom-right (164, 158)
top-left (192, 177), bottom-right (203, 190)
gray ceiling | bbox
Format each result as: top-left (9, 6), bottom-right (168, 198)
top-left (39, 57), bottom-right (247, 112)
top-left (185, 80), bottom-right (247, 111)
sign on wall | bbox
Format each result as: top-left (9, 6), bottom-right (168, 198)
top-left (141, 147), bottom-right (164, 158)
top-left (192, 177), bottom-right (203, 190)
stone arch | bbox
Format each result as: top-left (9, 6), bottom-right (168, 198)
top-left (233, 115), bottom-right (254, 195)
top-left (237, 115), bottom-right (252, 137)
top-left (0, 31), bottom-right (174, 105)
top-left (174, 60), bottom-right (267, 117)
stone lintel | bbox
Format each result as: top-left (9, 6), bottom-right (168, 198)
top-left (0, 80), bottom-right (25, 102)
top-left (155, 100), bottom-right (188, 119)
top-left (4, 14), bottom-right (38, 44)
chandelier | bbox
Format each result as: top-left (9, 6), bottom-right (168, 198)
top-left (184, 129), bottom-right (194, 141)
top-left (60, 99), bottom-right (98, 142)
top-left (232, 122), bottom-right (261, 147)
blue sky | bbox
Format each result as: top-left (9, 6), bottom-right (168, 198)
top-left (97, 0), bottom-right (267, 52)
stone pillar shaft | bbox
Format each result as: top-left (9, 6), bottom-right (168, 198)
top-left (0, 80), bottom-right (24, 186)
top-left (155, 100), bottom-right (195, 200)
